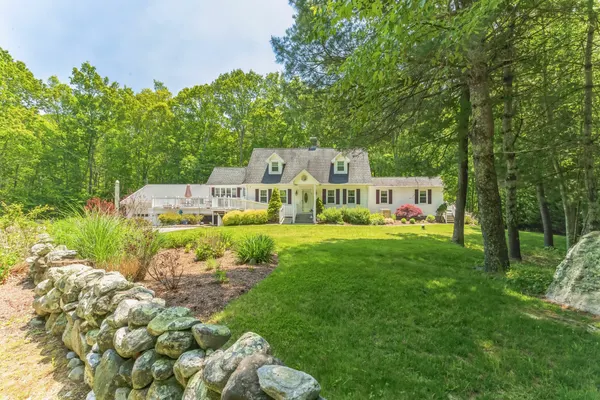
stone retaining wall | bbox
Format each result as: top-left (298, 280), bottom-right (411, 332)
top-left (28, 235), bottom-right (324, 400)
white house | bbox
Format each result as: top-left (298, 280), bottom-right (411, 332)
top-left (121, 140), bottom-right (445, 225)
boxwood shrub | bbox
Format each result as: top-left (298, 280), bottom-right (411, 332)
top-left (223, 210), bottom-right (268, 226)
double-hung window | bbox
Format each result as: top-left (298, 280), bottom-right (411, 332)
top-left (380, 190), bottom-right (388, 204)
top-left (271, 162), bottom-right (279, 173)
top-left (336, 161), bottom-right (345, 172)
top-left (280, 190), bottom-right (287, 204)
top-left (347, 189), bottom-right (356, 204)
top-left (260, 189), bottom-right (268, 203)
top-left (327, 189), bottom-right (335, 204)
top-left (419, 190), bottom-right (427, 204)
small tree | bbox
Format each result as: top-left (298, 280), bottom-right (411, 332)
top-left (267, 188), bottom-right (283, 222)
top-left (316, 197), bottom-right (324, 216)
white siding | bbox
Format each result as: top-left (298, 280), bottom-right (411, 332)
top-left (318, 185), bottom-right (369, 209)
top-left (367, 186), bottom-right (443, 216)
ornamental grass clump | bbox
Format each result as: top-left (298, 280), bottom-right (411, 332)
top-left (235, 234), bottom-right (275, 264)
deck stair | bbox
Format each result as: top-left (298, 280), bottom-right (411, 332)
top-left (295, 213), bottom-right (314, 224)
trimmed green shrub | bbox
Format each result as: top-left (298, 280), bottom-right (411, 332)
top-left (409, 218), bottom-right (416, 224)
top-left (369, 213), bottom-right (386, 225)
top-left (235, 234), bottom-right (275, 264)
top-left (341, 207), bottom-right (371, 225)
top-left (223, 210), bottom-right (268, 226)
top-left (506, 266), bottom-right (554, 296)
top-left (318, 207), bottom-right (343, 224)
top-left (401, 218), bottom-right (407, 224)
top-left (426, 214), bottom-right (436, 223)
top-left (158, 212), bottom-right (182, 225)
top-left (465, 214), bottom-right (478, 225)
top-left (267, 187), bottom-right (283, 222)
top-left (194, 231), bottom-right (231, 261)
top-left (316, 197), bottom-right (324, 216)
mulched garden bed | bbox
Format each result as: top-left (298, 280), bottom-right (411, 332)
top-left (142, 249), bottom-right (277, 321)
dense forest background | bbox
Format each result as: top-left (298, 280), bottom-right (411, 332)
top-left (1, 0), bottom-right (599, 269)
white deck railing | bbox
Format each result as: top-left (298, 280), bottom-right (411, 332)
top-left (151, 197), bottom-right (209, 209)
top-left (151, 196), bottom-right (269, 211)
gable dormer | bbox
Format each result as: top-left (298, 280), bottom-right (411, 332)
top-left (332, 153), bottom-right (350, 174)
top-left (266, 152), bottom-right (285, 175)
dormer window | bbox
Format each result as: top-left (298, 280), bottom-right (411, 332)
top-left (332, 153), bottom-right (349, 174)
top-left (266, 153), bottom-right (285, 175)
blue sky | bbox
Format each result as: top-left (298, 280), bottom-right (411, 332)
top-left (0, 0), bottom-right (294, 93)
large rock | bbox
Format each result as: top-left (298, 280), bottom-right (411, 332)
top-left (94, 349), bottom-right (126, 400)
top-left (127, 388), bottom-right (149, 400)
top-left (31, 242), bottom-right (54, 257)
top-left (46, 245), bottom-right (77, 263)
top-left (109, 286), bottom-right (155, 312)
top-left (132, 349), bottom-right (159, 389)
top-left (192, 324), bottom-right (231, 350)
top-left (34, 279), bottom-right (54, 296)
top-left (222, 354), bottom-right (284, 400)
top-left (115, 388), bottom-right (132, 400)
top-left (129, 302), bottom-right (165, 328)
top-left (68, 365), bottom-right (85, 382)
top-left (547, 231), bottom-right (600, 314)
top-left (119, 358), bottom-right (136, 387)
top-left (113, 299), bottom-right (141, 328)
top-left (34, 287), bottom-right (62, 315)
top-left (146, 376), bottom-right (183, 400)
top-left (97, 319), bottom-right (118, 353)
top-left (183, 372), bottom-right (220, 400)
top-left (93, 273), bottom-right (134, 298)
top-left (85, 352), bottom-right (102, 373)
top-left (257, 365), bottom-right (321, 400)
top-left (147, 307), bottom-right (192, 336)
top-left (114, 327), bottom-right (156, 358)
top-left (202, 332), bottom-right (271, 393)
top-left (156, 331), bottom-right (197, 359)
top-left (50, 312), bottom-right (68, 335)
top-left (173, 349), bottom-right (206, 386)
top-left (152, 358), bottom-right (176, 381)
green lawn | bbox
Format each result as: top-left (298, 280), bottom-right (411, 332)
top-left (163, 225), bottom-right (600, 399)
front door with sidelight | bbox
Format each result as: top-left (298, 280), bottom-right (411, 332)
top-left (301, 189), bottom-right (313, 212)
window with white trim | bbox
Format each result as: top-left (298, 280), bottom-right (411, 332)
top-left (214, 187), bottom-right (239, 197)
top-left (280, 190), bottom-right (287, 204)
top-left (419, 190), bottom-right (427, 203)
top-left (327, 189), bottom-right (335, 204)
top-left (336, 161), bottom-right (345, 172)
top-left (380, 190), bottom-right (388, 204)
top-left (347, 189), bottom-right (356, 204)
top-left (260, 189), bottom-right (268, 203)
top-left (271, 162), bottom-right (279, 173)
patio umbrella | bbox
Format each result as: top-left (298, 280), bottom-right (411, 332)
top-left (184, 184), bottom-right (192, 198)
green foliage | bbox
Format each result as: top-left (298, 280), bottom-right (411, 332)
top-left (223, 210), bottom-right (269, 226)
top-left (426, 215), bottom-right (436, 223)
top-left (267, 187), bottom-right (283, 222)
top-left (341, 207), bottom-right (371, 225)
top-left (214, 267), bottom-right (229, 284)
top-left (401, 218), bottom-right (407, 224)
top-left (158, 213), bottom-right (182, 226)
top-left (436, 203), bottom-right (448, 215)
top-left (235, 234), bottom-right (275, 264)
top-left (409, 218), bottom-right (416, 224)
top-left (205, 257), bottom-right (219, 271)
top-left (0, 202), bottom-right (50, 282)
top-left (194, 231), bottom-right (230, 261)
top-left (184, 243), bottom-right (193, 254)
top-left (316, 197), bottom-right (324, 215)
top-left (317, 207), bottom-right (343, 224)
top-left (369, 213), bottom-right (385, 225)
top-left (506, 266), bottom-right (555, 296)
top-left (465, 215), bottom-right (477, 225)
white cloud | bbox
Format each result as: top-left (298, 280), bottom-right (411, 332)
top-left (0, 0), bottom-right (294, 92)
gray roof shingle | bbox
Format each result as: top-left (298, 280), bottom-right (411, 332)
top-left (371, 177), bottom-right (443, 187)
top-left (243, 148), bottom-right (372, 184)
top-left (206, 167), bottom-right (247, 185)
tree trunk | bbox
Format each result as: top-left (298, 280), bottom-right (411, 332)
top-left (467, 53), bottom-right (510, 273)
top-left (87, 138), bottom-right (95, 195)
top-left (553, 158), bottom-right (575, 249)
top-left (452, 86), bottom-right (470, 247)
top-left (502, 22), bottom-right (521, 261)
top-left (582, 0), bottom-right (600, 233)
top-left (536, 182), bottom-right (554, 248)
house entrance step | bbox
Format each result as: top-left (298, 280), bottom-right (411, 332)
top-left (294, 213), bottom-right (314, 224)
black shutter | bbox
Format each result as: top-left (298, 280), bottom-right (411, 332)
top-left (428, 189), bottom-right (432, 204)
top-left (357, 189), bottom-right (361, 205)
top-left (336, 189), bottom-right (340, 204)
top-left (389, 189), bottom-right (393, 204)
top-left (211, 187), bottom-right (215, 197)
top-left (268, 189), bottom-right (272, 202)
top-left (376, 189), bottom-right (380, 204)
top-left (343, 189), bottom-right (347, 204)
top-left (322, 189), bottom-right (326, 203)
top-left (287, 189), bottom-right (292, 205)
top-left (236, 187), bottom-right (241, 198)
top-left (415, 189), bottom-right (419, 204)
top-left (255, 189), bottom-right (259, 202)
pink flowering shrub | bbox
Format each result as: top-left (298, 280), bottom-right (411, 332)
top-left (395, 204), bottom-right (423, 219)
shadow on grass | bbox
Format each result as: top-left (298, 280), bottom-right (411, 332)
top-left (213, 235), bottom-right (600, 399)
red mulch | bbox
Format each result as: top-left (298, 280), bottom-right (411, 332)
top-left (142, 249), bottom-right (277, 321)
